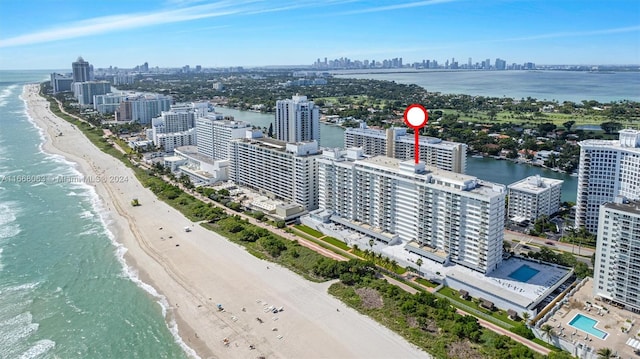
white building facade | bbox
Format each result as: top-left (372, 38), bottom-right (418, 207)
top-left (507, 175), bottom-right (563, 222)
top-left (317, 149), bottom-right (506, 274)
top-left (154, 128), bottom-right (197, 153)
top-left (196, 117), bottom-right (250, 161)
top-left (72, 81), bottom-right (111, 106)
top-left (594, 198), bottom-right (640, 312)
top-left (114, 94), bottom-right (172, 124)
top-left (576, 129), bottom-right (640, 233)
top-left (230, 136), bottom-right (320, 211)
top-left (344, 126), bottom-right (467, 173)
top-left (274, 95), bottom-right (320, 143)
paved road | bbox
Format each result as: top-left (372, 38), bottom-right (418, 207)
top-left (505, 230), bottom-right (594, 257)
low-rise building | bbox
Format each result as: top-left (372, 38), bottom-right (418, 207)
top-left (508, 175), bottom-right (563, 223)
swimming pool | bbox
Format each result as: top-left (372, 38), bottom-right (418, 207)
top-left (508, 264), bottom-right (540, 282)
top-left (569, 314), bottom-right (608, 339)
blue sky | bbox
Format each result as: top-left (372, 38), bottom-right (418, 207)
top-left (0, 0), bottom-right (638, 69)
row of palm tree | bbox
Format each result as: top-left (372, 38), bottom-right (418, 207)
top-left (354, 245), bottom-right (399, 272)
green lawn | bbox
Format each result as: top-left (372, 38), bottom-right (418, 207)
top-left (294, 224), bottom-right (324, 238)
top-left (415, 277), bottom-right (439, 288)
top-left (436, 108), bottom-right (613, 127)
top-left (437, 287), bottom-right (515, 329)
top-left (319, 236), bottom-right (350, 251)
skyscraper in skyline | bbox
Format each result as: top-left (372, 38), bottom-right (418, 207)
top-left (274, 95), bottom-right (320, 143)
top-left (72, 56), bottom-right (91, 83)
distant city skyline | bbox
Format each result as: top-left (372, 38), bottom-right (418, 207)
top-left (0, 0), bottom-right (639, 70)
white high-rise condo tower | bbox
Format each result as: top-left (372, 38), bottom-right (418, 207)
top-left (275, 95), bottom-right (320, 143)
top-left (317, 149), bottom-right (506, 274)
top-left (593, 197), bottom-right (640, 312)
top-left (575, 129), bottom-right (640, 233)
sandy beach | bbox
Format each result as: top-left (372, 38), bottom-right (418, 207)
top-left (23, 84), bottom-right (429, 359)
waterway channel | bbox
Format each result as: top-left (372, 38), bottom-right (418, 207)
top-left (217, 107), bottom-right (578, 202)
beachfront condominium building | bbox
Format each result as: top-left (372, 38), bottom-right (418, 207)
top-left (93, 92), bottom-right (131, 114)
top-left (72, 81), bottom-right (111, 106)
top-left (575, 129), bottom-right (640, 233)
top-left (72, 57), bottom-right (92, 83)
top-left (507, 175), bottom-right (563, 222)
top-left (154, 128), bottom-right (197, 153)
top-left (274, 95), bottom-right (320, 143)
top-left (230, 134), bottom-right (320, 211)
top-left (344, 125), bottom-right (467, 173)
top-left (50, 73), bottom-right (73, 94)
top-left (151, 106), bottom-right (198, 134)
top-left (593, 197), bottom-right (640, 312)
top-left (114, 94), bottom-right (172, 124)
top-left (149, 104), bottom-right (205, 151)
top-left (196, 117), bottom-right (251, 161)
top-left (317, 150), bottom-right (506, 274)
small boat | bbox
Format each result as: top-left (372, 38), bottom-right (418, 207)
top-left (471, 155), bottom-right (483, 159)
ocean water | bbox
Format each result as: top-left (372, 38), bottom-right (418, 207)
top-left (0, 71), bottom-right (191, 359)
top-left (334, 70), bottom-right (640, 103)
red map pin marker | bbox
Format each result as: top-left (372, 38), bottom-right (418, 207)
top-left (403, 104), bottom-right (429, 164)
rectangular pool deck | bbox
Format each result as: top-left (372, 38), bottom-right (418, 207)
top-left (544, 278), bottom-right (640, 359)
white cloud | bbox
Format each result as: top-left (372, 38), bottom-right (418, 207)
top-left (338, 0), bottom-right (460, 15)
top-left (0, 1), bottom-right (254, 48)
top-left (498, 25), bottom-right (640, 42)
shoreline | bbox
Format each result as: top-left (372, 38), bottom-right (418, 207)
top-left (23, 84), bottom-right (429, 359)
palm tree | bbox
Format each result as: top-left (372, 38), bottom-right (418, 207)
top-left (522, 312), bottom-right (530, 325)
top-left (390, 259), bottom-right (398, 272)
top-left (416, 258), bottom-right (423, 275)
top-left (540, 324), bottom-right (555, 343)
top-left (596, 347), bottom-right (613, 359)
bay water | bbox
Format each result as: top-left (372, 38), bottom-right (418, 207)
top-left (219, 108), bottom-right (579, 201)
top-left (0, 71), bottom-right (191, 359)
top-left (334, 69), bottom-right (640, 103)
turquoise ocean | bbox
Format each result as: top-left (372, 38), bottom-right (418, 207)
top-left (0, 71), bottom-right (192, 358)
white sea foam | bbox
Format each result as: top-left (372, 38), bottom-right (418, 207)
top-left (0, 281), bottom-right (48, 359)
top-left (17, 339), bottom-right (55, 359)
top-left (79, 210), bottom-right (93, 219)
top-left (0, 201), bottom-right (21, 240)
top-left (0, 313), bottom-right (39, 348)
top-left (0, 84), bottom-right (17, 107)
top-left (21, 84), bottom-right (200, 359)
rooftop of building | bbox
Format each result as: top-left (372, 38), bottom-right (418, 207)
top-left (602, 199), bottom-right (640, 216)
top-left (233, 136), bottom-right (320, 156)
top-left (356, 156), bottom-right (504, 197)
top-left (579, 129), bottom-right (640, 151)
top-left (447, 257), bottom-right (572, 308)
top-left (508, 175), bottom-right (563, 194)
top-left (209, 119), bottom-right (250, 127)
top-left (345, 126), bottom-right (466, 149)
top-left (174, 145), bottom-right (217, 165)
